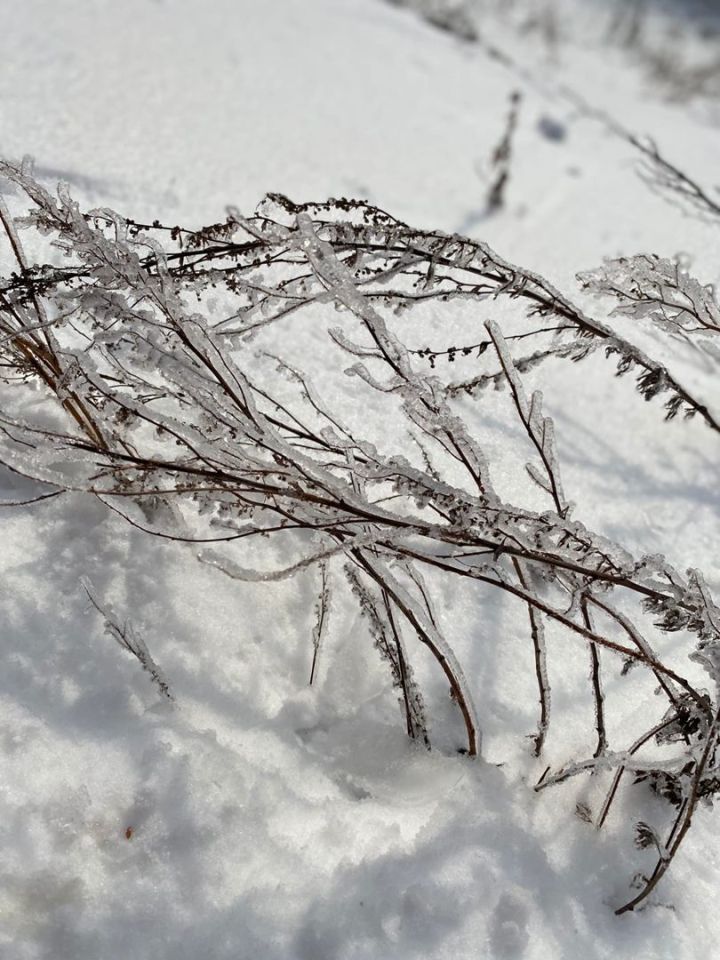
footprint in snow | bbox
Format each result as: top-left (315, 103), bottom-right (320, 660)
top-left (489, 891), bottom-right (530, 958)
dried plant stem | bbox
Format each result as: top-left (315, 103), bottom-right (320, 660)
top-left (353, 550), bottom-right (479, 757)
top-left (596, 715), bottom-right (679, 831)
top-left (380, 587), bottom-right (427, 745)
top-left (0, 194), bottom-right (107, 450)
top-left (0, 167), bottom-right (717, 908)
top-left (513, 558), bottom-right (550, 756)
top-left (616, 707), bottom-right (720, 914)
top-left (309, 560), bottom-right (330, 686)
top-left (486, 90), bottom-right (522, 213)
top-left (582, 596), bottom-right (607, 759)
top-left (588, 595), bottom-right (682, 710)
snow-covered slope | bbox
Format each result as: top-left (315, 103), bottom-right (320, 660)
top-left (1, 2), bottom-right (719, 958)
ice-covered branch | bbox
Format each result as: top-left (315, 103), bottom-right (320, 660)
top-left (0, 167), bottom-right (717, 907)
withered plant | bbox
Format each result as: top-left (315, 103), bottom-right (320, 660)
top-left (1, 159), bottom-right (719, 913)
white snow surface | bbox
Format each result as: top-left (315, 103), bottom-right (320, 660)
top-left (1, 1), bottom-right (720, 957)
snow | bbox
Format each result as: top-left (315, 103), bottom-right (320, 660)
top-left (1, 0), bottom-right (720, 957)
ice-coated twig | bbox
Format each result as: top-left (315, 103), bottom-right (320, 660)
top-left (582, 595), bottom-right (607, 760)
top-left (352, 550), bottom-right (480, 757)
top-left (0, 167), bottom-right (716, 907)
top-left (616, 706), bottom-right (720, 914)
top-left (345, 562), bottom-right (429, 748)
top-left (513, 557), bottom-right (550, 756)
top-left (81, 576), bottom-right (173, 701)
top-left (309, 560), bottom-right (331, 686)
top-left (486, 319), bottom-right (568, 517)
top-left (596, 715), bottom-right (679, 830)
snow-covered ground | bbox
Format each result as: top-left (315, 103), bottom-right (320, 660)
top-left (1, 1), bottom-right (719, 957)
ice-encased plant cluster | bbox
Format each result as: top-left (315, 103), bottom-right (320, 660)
top-left (0, 158), bottom-right (719, 912)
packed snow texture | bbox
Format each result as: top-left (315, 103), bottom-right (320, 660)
top-left (1, 1), bottom-right (720, 957)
